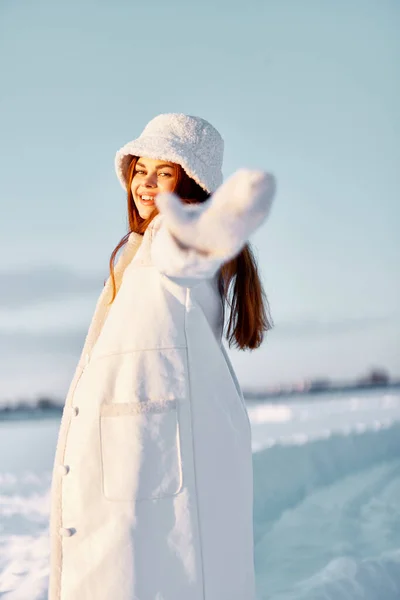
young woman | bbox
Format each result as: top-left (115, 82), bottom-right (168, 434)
top-left (48, 113), bottom-right (276, 600)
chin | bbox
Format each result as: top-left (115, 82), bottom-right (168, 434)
top-left (139, 207), bottom-right (156, 219)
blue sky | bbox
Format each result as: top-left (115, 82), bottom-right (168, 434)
top-left (0, 0), bottom-right (399, 400)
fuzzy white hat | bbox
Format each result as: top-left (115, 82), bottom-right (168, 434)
top-left (114, 113), bottom-right (224, 194)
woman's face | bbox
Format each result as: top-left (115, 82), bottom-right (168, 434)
top-left (131, 156), bottom-right (178, 219)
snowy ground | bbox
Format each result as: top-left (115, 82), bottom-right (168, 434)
top-left (1, 389), bottom-right (400, 599)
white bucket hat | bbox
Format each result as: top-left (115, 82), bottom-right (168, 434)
top-left (114, 113), bottom-right (224, 194)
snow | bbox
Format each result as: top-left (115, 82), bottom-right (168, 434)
top-left (1, 389), bottom-right (400, 599)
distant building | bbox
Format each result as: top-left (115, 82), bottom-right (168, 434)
top-left (357, 368), bottom-right (390, 386)
top-left (308, 378), bottom-right (332, 392)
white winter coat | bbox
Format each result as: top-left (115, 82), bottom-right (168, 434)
top-left (48, 213), bottom-right (255, 600)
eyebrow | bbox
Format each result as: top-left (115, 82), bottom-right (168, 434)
top-left (136, 162), bottom-right (174, 170)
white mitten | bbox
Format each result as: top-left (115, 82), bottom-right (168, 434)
top-left (155, 169), bottom-right (276, 258)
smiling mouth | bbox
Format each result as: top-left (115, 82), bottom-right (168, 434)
top-left (139, 194), bottom-right (156, 205)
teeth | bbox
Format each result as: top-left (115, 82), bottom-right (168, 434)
top-left (141, 195), bottom-right (154, 201)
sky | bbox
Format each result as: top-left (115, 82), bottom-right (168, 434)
top-left (0, 0), bottom-right (399, 401)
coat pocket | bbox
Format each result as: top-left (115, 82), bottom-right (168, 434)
top-left (100, 399), bottom-right (183, 502)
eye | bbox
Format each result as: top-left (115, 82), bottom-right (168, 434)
top-left (159, 172), bottom-right (172, 177)
top-left (135, 169), bottom-right (145, 175)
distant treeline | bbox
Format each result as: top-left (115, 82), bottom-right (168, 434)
top-left (243, 380), bottom-right (400, 400)
top-left (1, 371), bottom-right (400, 417)
top-left (0, 396), bottom-right (63, 419)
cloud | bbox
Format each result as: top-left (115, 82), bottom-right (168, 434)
top-left (273, 314), bottom-right (400, 337)
top-left (0, 265), bottom-right (104, 309)
top-left (0, 314), bottom-right (397, 359)
top-left (0, 329), bottom-right (85, 355)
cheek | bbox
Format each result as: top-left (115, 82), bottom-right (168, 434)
top-left (162, 178), bottom-right (177, 192)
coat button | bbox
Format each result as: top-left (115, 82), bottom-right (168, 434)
top-left (58, 465), bottom-right (70, 476)
top-left (71, 406), bottom-right (79, 417)
top-left (59, 527), bottom-right (74, 537)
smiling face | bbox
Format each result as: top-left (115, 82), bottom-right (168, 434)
top-left (130, 157), bottom-right (179, 219)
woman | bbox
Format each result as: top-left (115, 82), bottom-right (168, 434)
top-left (48, 113), bottom-right (276, 600)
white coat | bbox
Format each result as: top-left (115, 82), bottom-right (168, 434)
top-left (48, 213), bottom-right (255, 600)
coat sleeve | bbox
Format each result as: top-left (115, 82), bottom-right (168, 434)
top-left (150, 215), bottom-right (227, 288)
top-left (150, 169), bottom-right (276, 288)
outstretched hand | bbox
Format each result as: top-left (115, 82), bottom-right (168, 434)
top-left (155, 169), bottom-right (276, 257)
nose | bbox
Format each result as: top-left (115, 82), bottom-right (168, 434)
top-left (143, 172), bottom-right (157, 187)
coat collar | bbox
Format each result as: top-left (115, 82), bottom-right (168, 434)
top-left (76, 230), bottom-right (144, 369)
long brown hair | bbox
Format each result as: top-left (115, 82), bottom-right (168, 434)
top-left (108, 156), bottom-right (273, 350)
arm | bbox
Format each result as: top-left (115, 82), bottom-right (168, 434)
top-left (150, 169), bottom-right (276, 287)
top-left (150, 218), bottom-right (223, 287)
